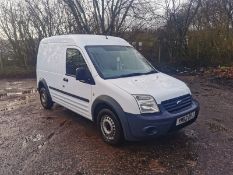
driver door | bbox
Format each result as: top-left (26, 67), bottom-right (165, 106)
top-left (62, 46), bottom-right (93, 119)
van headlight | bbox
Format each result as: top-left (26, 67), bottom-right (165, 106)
top-left (133, 95), bottom-right (160, 114)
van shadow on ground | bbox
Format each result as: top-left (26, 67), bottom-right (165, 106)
top-left (52, 105), bottom-right (199, 175)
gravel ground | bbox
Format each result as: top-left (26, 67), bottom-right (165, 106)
top-left (0, 76), bottom-right (233, 175)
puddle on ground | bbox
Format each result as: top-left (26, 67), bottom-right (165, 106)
top-left (0, 89), bottom-right (37, 99)
top-left (0, 97), bottom-right (30, 112)
top-left (206, 121), bottom-right (228, 133)
top-left (6, 92), bottom-right (24, 96)
top-left (8, 81), bottom-right (23, 86)
top-left (0, 88), bottom-right (37, 112)
top-left (22, 134), bottom-right (44, 148)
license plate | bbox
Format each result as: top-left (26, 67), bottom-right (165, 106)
top-left (176, 111), bottom-right (196, 126)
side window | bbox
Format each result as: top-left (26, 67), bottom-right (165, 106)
top-left (66, 48), bottom-right (87, 76)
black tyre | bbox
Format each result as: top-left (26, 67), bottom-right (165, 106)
top-left (39, 87), bottom-right (53, 109)
top-left (97, 108), bottom-right (124, 145)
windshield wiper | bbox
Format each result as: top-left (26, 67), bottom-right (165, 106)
top-left (143, 70), bottom-right (158, 75)
top-left (112, 70), bottom-right (157, 79)
top-left (117, 72), bottom-right (145, 78)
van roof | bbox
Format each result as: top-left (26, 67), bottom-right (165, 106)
top-left (40, 34), bottom-right (131, 47)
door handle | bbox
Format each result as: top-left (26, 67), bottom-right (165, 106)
top-left (63, 78), bottom-right (68, 82)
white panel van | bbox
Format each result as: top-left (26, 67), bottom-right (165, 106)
top-left (37, 35), bottom-right (199, 145)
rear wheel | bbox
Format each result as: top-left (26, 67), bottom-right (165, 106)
top-left (39, 87), bottom-right (53, 109)
top-left (98, 108), bottom-right (123, 145)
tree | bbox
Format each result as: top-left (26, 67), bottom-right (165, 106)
top-left (0, 1), bottom-right (29, 67)
top-left (62, 0), bottom-right (152, 36)
top-left (159, 0), bottom-right (201, 62)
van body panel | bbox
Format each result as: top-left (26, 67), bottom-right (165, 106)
top-left (107, 72), bottom-right (191, 104)
top-left (37, 43), bottom-right (65, 94)
top-left (124, 100), bottom-right (199, 140)
top-left (61, 45), bottom-right (93, 119)
top-left (92, 76), bottom-right (141, 114)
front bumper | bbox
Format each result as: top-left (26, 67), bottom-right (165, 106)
top-left (123, 99), bottom-right (200, 141)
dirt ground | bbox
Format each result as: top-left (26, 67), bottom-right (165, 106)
top-left (0, 76), bottom-right (233, 175)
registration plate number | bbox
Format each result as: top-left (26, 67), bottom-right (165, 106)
top-left (176, 112), bottom-right (196, 126)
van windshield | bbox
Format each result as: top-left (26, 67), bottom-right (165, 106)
top-left (85, 46), bottom-right (157, 79)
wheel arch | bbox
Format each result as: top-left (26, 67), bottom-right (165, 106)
top-left (91, 95), bottom-right (131, 139)
top-left (37, 78), bottom-right (52, 100)
top-left (92, 95), bottom-right (124, 122)
top-left (38, 78), bottom-right (49, 91)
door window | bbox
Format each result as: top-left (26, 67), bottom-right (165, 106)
top-left (66, 48), bottom-right (87, 76)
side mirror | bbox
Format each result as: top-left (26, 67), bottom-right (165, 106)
top-left (76, 67), bottom-right (94, 85)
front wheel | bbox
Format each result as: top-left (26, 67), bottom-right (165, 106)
top-left (39, 87), bottom-right (53, 109)
top-left (98, 108), bottom-right (123, 145)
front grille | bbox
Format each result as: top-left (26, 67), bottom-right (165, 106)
top-left (161, 94), bottom-right (192, 113)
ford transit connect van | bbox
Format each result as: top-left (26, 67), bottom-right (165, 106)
top-left (37, 35), bottom-right (199, 145)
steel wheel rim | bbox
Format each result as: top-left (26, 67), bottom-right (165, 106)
top-left (41, 91), bottom-right (47, 106)
top-left (101, 115), bottom-right (116, 140)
